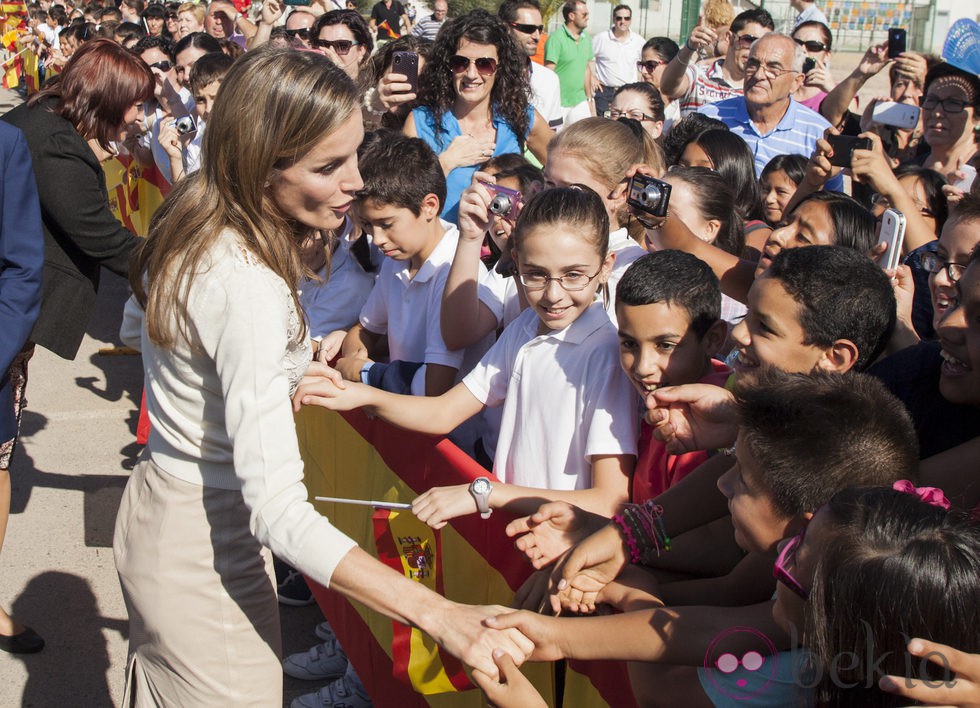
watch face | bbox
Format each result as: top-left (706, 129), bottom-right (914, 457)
top-left (472, 478), bottom-right (492, 495)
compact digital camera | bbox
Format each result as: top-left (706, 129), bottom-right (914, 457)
top-left (626, 173), bottom-right (671, 218)
top-left (483, 182), bottom-right (522, 222)
top-left (175, 115), bottom-right (197, 135)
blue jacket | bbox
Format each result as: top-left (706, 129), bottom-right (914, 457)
top-left (0, 121), bottom-right (43, 443)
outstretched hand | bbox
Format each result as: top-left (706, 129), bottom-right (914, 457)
top-left (547, 522), bottom-right (630, 615)
top-left (506, 501), bottom-right (603, 569)
top-left (645, 383), bottom-right (738, 455)
top-left (878, 638), bottom-right (980, 707)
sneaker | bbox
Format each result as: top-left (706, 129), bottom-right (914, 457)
top-left (283, 638), bottom-right (349, 681)
top-left (275, 557), bottom-right (315, 607)
top-left (290, 664), bottom-right (372, 708)
top-left (314, 620), bottom-right (335, 642)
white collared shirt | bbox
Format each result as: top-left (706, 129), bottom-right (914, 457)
top-left (591, 28), bottom-right (645, 88)
top-left (463, 303), bottom-right (638, 490)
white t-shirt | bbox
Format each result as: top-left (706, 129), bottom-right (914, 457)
top-left (120, 230), bottom-right (357, 587)
top-left (530, 61), bottom-right (564, 132)
top-left (591, 29), bottom-right (645, 88)
top-left (298, 221), bottom-right (379, 338)
top-left (463, 303), bottom-right (638, 490)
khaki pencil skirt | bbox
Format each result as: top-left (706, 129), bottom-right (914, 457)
top-left (114, 457), bottom-right (283, 707)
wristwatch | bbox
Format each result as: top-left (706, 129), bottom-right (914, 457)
top-left (469, 477), bottom-right (493, 519)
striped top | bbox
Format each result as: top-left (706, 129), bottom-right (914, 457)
top-left (679, 59), bottom-right (743, 116)
top-left (700, 96), bottom-right (843, 191)
top-left (410, 15), bottom-right (444, 41)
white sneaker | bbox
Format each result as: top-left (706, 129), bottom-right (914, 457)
top-left (314, 620), bottom-right (335, 642)
top-left (290, 663), bottom-right (373, 708)
top-left (282, 638), bottom-right (349, 681)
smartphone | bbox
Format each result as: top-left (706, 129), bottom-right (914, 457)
top-left (802, 57), bottom-right (816, 74)
top-left (826, 135), bottom-right (873, 168)
top-left (887, 28), bottom-right (907, 58)
top-left (871, 100), bottom-right (921, 130)
top-left (392, 51), bottom-right (419, 94)
top-left (951, 165), bottom-right (977, 192)
top-left (877, 208), bottom-right (907, 270)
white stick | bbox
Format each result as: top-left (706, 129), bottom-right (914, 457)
top-left (314, 495), bottom-right (413, 510)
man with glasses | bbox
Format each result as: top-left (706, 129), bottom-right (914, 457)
top-left (591, 4), bottom-right (644, 116)
top-left (285, 9), bottom-right (316, 49)
top-left (701, 33), bottom-right (841, 191)
top-left (545, 0), bottom-right (596, 127)
top-left (500, 0), bottom-right (563, 133)
top-left (410, 0), bottom-right (447, 41)
top-left (659, 8), bottom-right (774, 117)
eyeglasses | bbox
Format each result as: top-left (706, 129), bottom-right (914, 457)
top-left (518, 268), bottom-right (602, 291)
top-left (614, 14), bottom-right (631, 20)
top-left (286, 27), bottom-right (310, 39)
top-left (735, 33), bottom-right (759, 48)
top-left (773, 528), bottom-right (808, 599)
top-left (743, 59), bottom-right (798, 79)
top-left (793, 38), bottom-right (829, 52)
top-left (148, 59), bottom-right (173, 72)
top-left (312, 38), bottom-right (361, 55)
top-left (449, 55), bottom-right (498, 76)
top-left (921, 96), bottom-right (969, 114)
top-left (605, 108), bottom-right (656, 122)
top-left (921, 252), bottom-right (967, 282)
top-left (509, 22), bottom-right (544, 34)
top-left (637, 59), bottom-right (665, 72)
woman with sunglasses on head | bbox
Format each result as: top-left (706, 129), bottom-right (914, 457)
top-left (311, 9), bottom-right (374, 81)
top-left (405, 9), bottom-right (553, 223)
top-left (790, 21), bottom-right (835, 113)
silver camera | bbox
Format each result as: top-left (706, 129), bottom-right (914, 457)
top-left (626, 173), bottom-right (671, 218)
top-left (175, 115), bottom-right (197, 135)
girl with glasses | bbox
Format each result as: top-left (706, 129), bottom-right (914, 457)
top-left (296, 186), bottom-right (638, 529)
top-left (790, 21), bottom-right (835, 113)
top-left (405, 9), bottom-right (553, 223)
top-left (311, 9), bottom-right (374, 81)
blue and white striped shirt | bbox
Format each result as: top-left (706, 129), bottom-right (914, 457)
top-left (701, 96), bottom-right (843, 191)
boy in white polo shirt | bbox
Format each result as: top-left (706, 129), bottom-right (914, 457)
top-left (337, 131), bottom-right (487, 398)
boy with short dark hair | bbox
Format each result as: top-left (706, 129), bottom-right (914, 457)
top-left (338, 131), bottom-right (485, 399)
top-left (188, 51), bottom-right (233, 125)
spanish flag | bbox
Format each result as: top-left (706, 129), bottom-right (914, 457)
top-left (377, 19), bottom-right (400, 39)
top-left (296, 407), bottom-right (638, 706)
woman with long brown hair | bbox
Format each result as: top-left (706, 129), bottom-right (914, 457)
top-left (118, 47), bottom-right (529, 704)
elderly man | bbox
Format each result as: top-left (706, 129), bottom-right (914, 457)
top-left (660, 8), bottom-right (773, 116)
top-left (545, 0), bottom-right (596, 126)
top-left (591, 4), bottom-right (645, 116)
top-left (411, 0), bottom-right (447, 41)
top-left (500, 0), bottom-right (563, 132)
top-left (700, 32), bottom-right (842, 190)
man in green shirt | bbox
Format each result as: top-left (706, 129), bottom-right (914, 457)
top-left (544, 0), bottom-right (596, 126)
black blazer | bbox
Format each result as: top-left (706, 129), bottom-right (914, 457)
top-left (2, 97), bottom-right (140, 360)
top-left (0, 122), bottom-right (43, 442)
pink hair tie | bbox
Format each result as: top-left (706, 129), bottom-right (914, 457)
top-left (893, 480), bottom-right (951, 510)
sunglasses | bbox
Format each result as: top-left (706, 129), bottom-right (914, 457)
top-left (773, 527), bottom-right (808, 599)
top-left (312, 38), bottom-right (361, 55)
top-left (149, 59), bottom-right (173, 72)
top-left (165, 12), bottom-right (177, 19)
top-left (449, 55), bottom-right (498, 76)
top-left (637, 59), bottom-right (665, 72)
top-left (735, 33), bottom-right (759, 48)
top-left (614, 14), bottom-right (631, 20)
top-left (286, 27), bottom-right (310, 39)
top-left (509, 21), bottom-right (544, 34)
top-left (793, 37), bottom-right (829, 52)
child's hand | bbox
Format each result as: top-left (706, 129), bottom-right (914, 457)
top-left (804, 131), bottom-right (840, 190)
top-left (458, 173), bottom-right (494, 242)
top-left (548, 522), bottom-right (630, 615)
top-left (335, 355), bottom-right (370, 382)
top-left (315, 329), bottom-right (347, 364)
top-left (292, 363), bottom-right (373, 413)
top-left (878, 638), bottom-right (980, 707)
top-left (157, 118), bottom-right (184, 160)
top-left (506, 501), bottom-right (599, 569)
top-left (471, 649), bottom-right (548, 708)
top-left (412, 484), bottom-right (478, 529)
top-left (512, 567), bottom-right (558, 613)
top-left (645, 383), bottom-right (738, 454)
top-left (484, 610), bottom-right (567, 662)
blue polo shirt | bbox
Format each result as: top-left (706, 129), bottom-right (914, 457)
top-left (701, 96), bottom-right (843, 191)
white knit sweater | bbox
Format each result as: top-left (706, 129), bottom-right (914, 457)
top-left (121, 230), bottom-right (357, 587)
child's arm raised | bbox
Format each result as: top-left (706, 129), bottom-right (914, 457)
top-left (294, 363), bottom-right (485, 436)
top-left (441, 176), bottom-right (502, 350)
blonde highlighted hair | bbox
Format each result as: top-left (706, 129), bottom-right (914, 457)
top-left (131, 47), bottom-right (359, 347)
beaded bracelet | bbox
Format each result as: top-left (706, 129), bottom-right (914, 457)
top-left (617, 501), bottom-right (671, 565)
top-left (612, 512), bottom-right (642, 564)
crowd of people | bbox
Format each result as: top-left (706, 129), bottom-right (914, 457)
top-left (0, 0), bottom-right (979, 706)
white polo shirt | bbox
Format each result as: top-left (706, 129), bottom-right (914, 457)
top-left (530, 61), bottom-right (565, 131)
top-left (359, 221), bottom-right (466, 371)
top-left (463, 303), bottom-right (638, 491)
top-left (298, 220), bottom-right (379, 339)
top-left (591, 29), bottom-right (645, 88)
top-left (606, 227), bottom-right (647, 324)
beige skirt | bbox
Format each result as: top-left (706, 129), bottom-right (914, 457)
top-left (113, 457), bottom-right (283, 707)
